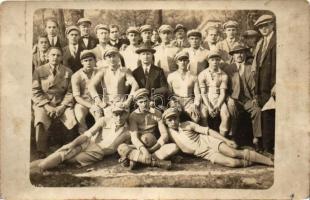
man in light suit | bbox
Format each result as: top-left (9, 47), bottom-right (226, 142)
top-left (252, 14), bottom-right (276, 154)
top-left (132, 43), bottom-right (169, 107)
top-left (32, 47), bottom-right (77, 158)
top-left (77, 18), bottom-right (98, 51)
top-left (62, 26), bottom-right (83, 73)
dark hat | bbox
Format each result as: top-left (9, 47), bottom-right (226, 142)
top-left (207, 50), bottom-right (221, 60)
top-left (80, 50), bottom-right (96, 60)
top-left (95, 24), bottom-right (109, 33)
top-left (135, 43), bottom-right (156, 54)
top-left (242, 30), bottom-right (259, 38)
top-left (103, 47), bottom-right (119, 58)
top-left (162, 108), bottom-right (179, 120)
top-left (158, 24), bottom-right (173, 33)
top-left (133, 88), bottom-right (150, 100)
top-left (187, 29), bottom-right (202, 38)
top-left (223, 20), bottom-right (239, 29)
top-left (254, 15), bottom-right (274, 27)
top-left (111, 101), bottom-right (130, 113)
top-left (139, 25), bottom-right (153, 33)
top-left (174, 24), bottom-right (187, 33)
top-left (65, 26), bottom-right (80, 35)
top-left (174, 51), bottom-right (189, 61)
top-left (229, 44), bottom-right (250, 55)
top-left (126, 26), bottom-right (139, 34)
top-left (77, 18), bottom-right (92, 26)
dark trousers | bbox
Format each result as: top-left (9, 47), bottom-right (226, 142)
top-left (262, 109), bottom-right (275, 153)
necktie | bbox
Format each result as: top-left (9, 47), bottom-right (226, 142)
top-left (51, 37), bottom-right (55, 46)
top-left (72, 46), bottom-right (77, 57)
top-left (52, 67), bottom-right (57, 76)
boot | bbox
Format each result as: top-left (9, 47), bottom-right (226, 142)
top-left (150, 157), bottom-right (172, 170)
top-left (244, 149), bottom-right (274, 166)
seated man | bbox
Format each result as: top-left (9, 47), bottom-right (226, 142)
top-left (167, 51), bottom-right (207, 125)
top-left (162, 108), bottom-right (273, 167)
top-left (71, 50), bottom-right (103, 134)
top-left (88, 47), bottom-right (139, 117)
top-left (198, 50), bottom-right (230, 136)
top-left (117, 88), bottom-right (179, 170)
top-left (30, 102), bottom-right (131, 173)
top-left (32, 47), bottom-right (77, 158)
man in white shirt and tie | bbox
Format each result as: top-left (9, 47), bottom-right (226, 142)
top-left (77, 18), bottom-right (98, 51)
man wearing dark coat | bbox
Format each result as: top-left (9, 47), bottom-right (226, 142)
top-left (77, 18), bottom-right (98, 51)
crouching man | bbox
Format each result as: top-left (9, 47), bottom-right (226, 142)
top-left (162, 108), bottom-right (273, 167)
top-left (30, 102), bottom-right (131, 173)
top-left (117, 88), bottom-right (179, 170)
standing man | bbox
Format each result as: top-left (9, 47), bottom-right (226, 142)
top-left (117, 89), bottom-right (179, 170)
top-left (88, 47), bottom-right (139, 117)
top-left (109, 24), bottom-right (129, 50)
top-left (202, 26), bottom-right (220, 51)
top-left (32, 47), bottom-right (77, 158)
top-left (222, 45), bottom-right (262, 149)
top-left (154, 24), bottom-right (179, 77)
top-left (77, 18), bottom-right (98, 51)
top-left (71, 50), bottom-right (103, 134)
top-left (198, 51), bottom-right (230, 137)
top-left (91, 24), bottom-right (111, 62)
top-left (132, 43), bottom-right (169, 107)
top-left (139, 25), bottom-right (154, 46)
top-left (185, 29), bottom-right (209, 76)
top-left (62, 26), bottom-right (83, 73)
top-left (242, 30), bottom-right (260, 64)
top-left (120, 26), bottom-right (141, 71)
top-left (45, 18), bottom-right (65, 48)
top-left (252, 14), bottom-right (276, 154)
top-left (167, 51), bottom-right (208, 125)
top-left (30, 102), bottom-right (131, 173)
top-left (216, 20), bottom-right (240, 63)
top-left (171, 24), bottom-right (190, 49)
top-left (33, 35), bottom-right (50, 71)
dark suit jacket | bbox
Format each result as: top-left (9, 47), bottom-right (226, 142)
top-left (78, 35), bottom-right (98, 51)
top-left (62, 45), bottom-right (83, 73)
top-left (48, 35), bottom-right (65, 48)
top-left (252, 32), bottom-right (276, 107)
top-left (132, 65), bottom-right (168, 94)
top-left (108, 38), bottom-right (129, 49)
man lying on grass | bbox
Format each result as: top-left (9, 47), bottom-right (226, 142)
top-left (162, 107), bottom-right (274, 167)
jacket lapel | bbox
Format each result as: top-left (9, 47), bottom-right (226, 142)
top-left (136, 66), bottom-right (146, 86)
top-left (260, 33), bottom-right (276, 65)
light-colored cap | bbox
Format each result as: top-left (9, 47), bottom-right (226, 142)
top-left (77, 18), bottom-right (92, 26)
top-left (133, 88), bottom-right (149, 100)
top-left (158, 24), bottom-right (173, 33)
top-left (254, 15), bottom-right (274, 27)
top-left (223, 20), bottom-right (239, 29)
top-left (139, 25), bottom-right (153, 33)
top-left (80, 50), bottom-right (96, 60)
top-left (95, 24), bottom-right (109, 33)
top-left (162, 108), bottom-right (179, 120)
top-left (187, 29), bottom-right (202, 38)
top-left (65, 26), bottom-right (80, 35)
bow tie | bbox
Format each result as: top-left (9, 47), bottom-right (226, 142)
top-left (82, 35), bottom-right (89, 39)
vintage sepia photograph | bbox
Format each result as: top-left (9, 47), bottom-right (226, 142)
top-left (29, 8), bottom-right (276, 188)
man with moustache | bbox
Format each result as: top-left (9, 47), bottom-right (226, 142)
top-left (77, 18), bottom-right (98, 51)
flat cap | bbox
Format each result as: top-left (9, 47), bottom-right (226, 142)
top-left (80, 50), bottom-right (96, 60)
top-left (207, 50), bottom-right (221, 60)
top-left (139, 25), bottom-right (153, 33)
top-left (103, 47), bottom-right (119, 58)
top-left (65, 26), bottom-right (80, 35)
top-left (174, 50), bottom-right (189, 61)
top-left (242, 30), bottom-right (259, 38)
top-left (135, 43), bottom-right (156, 54)
top-left (95, 24), bottom-right (109, 33)
top-left (223, 20), bottom-right (239, 29)
top-left (162, 108), bottom-right (179, 120)
top-left (111, 101), bottom-right (130, 113)
top-left (187, 29), bottom-right (202, 38)
top-left (229, 44), bottom-right (249, 55)
top-left (174, 24), bottom-right (187, 33)
top-left (254, 15), bottom-right (274, 27)
top-left (77, 18), bottom-right (92, 26)
top-left (158, 24), bottom-right (173, 33)
top-left (133, 88), bottom-right (150, 100)
top-left (126, 26), bottom-right (140, 34)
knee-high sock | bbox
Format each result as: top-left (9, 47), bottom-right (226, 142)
top-left (244, 149), bottom-right (273, 166)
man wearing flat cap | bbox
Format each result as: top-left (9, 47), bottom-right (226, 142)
top-left (139, 24), bottom-right (154, 46)
top-left (242, 30), bottom-right (260, 64)
top-left (171, 24), bottom-right (190, 49)
top-left (77, 18), bottom-right (98, 51)
top-left (154, 24), bottom-right (179, 77)
top-left (185, 29), bottom-right (209, 76)
top-left (117, 88), bottom-right (179, 170)
top-left (132, 43), bottom-right (169, 106)
top-left (216, 20), bottom-right (241, 63)
top-left (198, 50), bottom-right (230, 137)
top-left (71, 50), bottom-right (103, 134)
top-left (91, 24), bottom-right (112, 62)
top-left (167, 50), bottom-right (208, 125)
top-left (252, 14), bottom-right (276, 154)
top-left (120, 26), bottom-right (141, 71)
top-left (30, 101), bottom-right (131, 173)
top-left (221, 44), bottom-right (262, 149)
top-left (62, 25), bottom-right (83, 73)
top-left (32, 47), bottom-right (77, 158)
top-left (89, 47), bottom-right (139, 118)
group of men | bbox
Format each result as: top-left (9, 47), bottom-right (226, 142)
top-left (31, 13), bottom-right (276, 173)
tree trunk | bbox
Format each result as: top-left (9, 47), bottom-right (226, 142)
top-left (157, 9), bottom-right (163, 26)
top-left (56, 9), bottom-right (66, 42)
